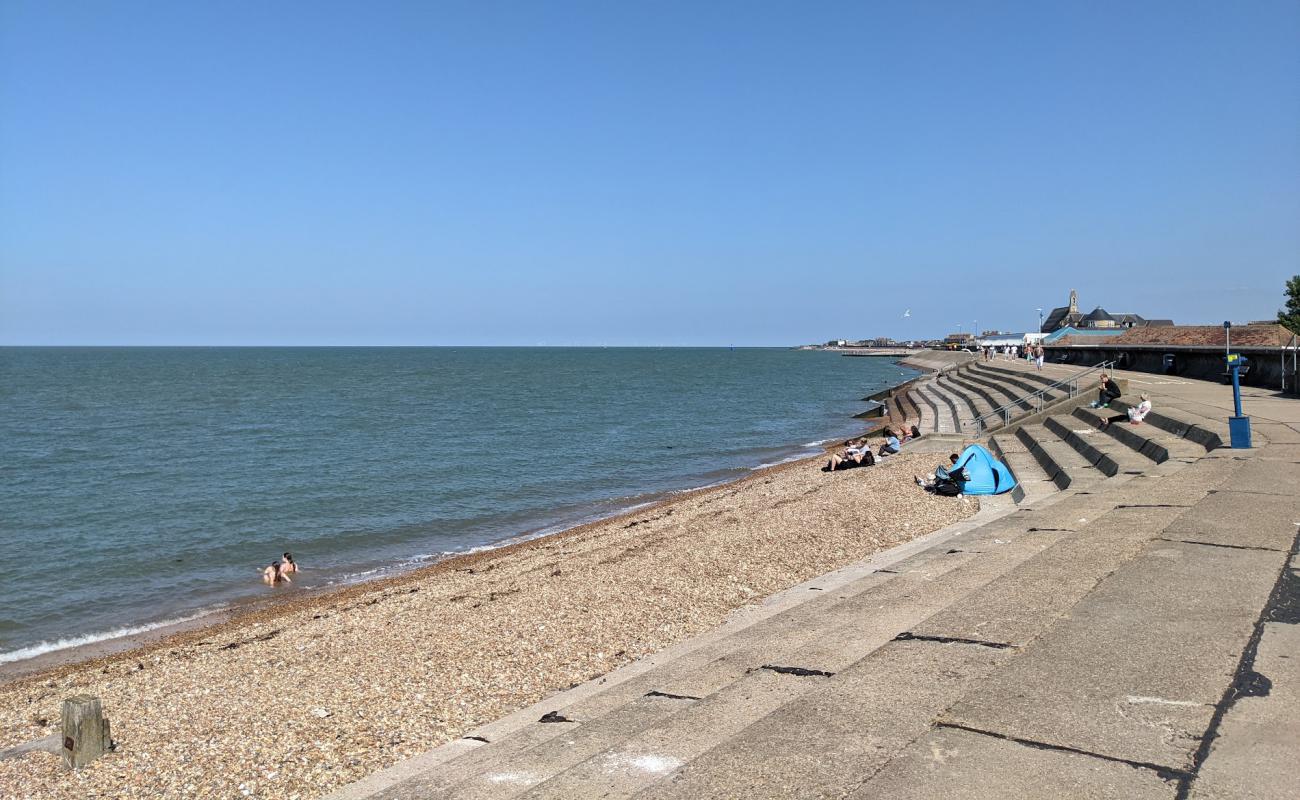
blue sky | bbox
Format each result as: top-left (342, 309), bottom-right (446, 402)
top-left (2, 1), bottom-right (1297, 345)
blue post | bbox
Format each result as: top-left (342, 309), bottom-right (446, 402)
top-left (1226, 352), bottom-right (1251, 448)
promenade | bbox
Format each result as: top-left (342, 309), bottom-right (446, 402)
top-left (329, 358), bottom-right (1299, 800)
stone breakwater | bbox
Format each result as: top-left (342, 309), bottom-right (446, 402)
top-left (0, 452), bottom-right (975, 800)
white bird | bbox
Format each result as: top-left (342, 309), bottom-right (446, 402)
top-left (902, 309), bottom-right (911, 318)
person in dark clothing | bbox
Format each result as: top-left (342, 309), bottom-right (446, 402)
top-left (915, 454), bottom-right (968, 496)
top-left (1091, 374), bottom-right (1121, 408)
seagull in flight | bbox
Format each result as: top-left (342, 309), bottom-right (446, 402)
top-left (902, 309), bottom-right (911, 318)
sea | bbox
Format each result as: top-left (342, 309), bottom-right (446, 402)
top-left (0, 347), bottom-right (918, 664)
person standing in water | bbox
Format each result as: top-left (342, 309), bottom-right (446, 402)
top-left (281, 552), bottom-right (298, 575)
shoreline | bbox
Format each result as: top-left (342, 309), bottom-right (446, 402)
top-left (1, 363), bottom-right (931, 683)
top-left (0, 435), bottom-right (973, 799)
top-left (0, 433), bottom-right (888, 687)
top-left (0, 455), bottom-right (810, 686)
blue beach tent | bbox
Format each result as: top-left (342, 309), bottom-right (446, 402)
top-left (953, 444), bottom-right (1017, 496)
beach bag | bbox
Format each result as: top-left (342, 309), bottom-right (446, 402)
top-left (933, 480), bottom-right (962, 496)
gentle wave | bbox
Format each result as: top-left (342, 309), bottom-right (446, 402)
top-left (0, 610), bottom-right (216, 665)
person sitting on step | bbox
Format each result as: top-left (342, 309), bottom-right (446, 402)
top-left (1102, 394), bottom-right (1151, 429)
top-left (1090, 374), bottom-right (1122, 408)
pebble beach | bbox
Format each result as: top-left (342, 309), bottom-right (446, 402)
top-left (0, 451), bottom-right (976, 800)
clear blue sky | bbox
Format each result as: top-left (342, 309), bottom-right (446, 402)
top-left (2, 1), bottom-right (1297, 345)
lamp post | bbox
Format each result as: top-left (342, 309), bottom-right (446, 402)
top-left (1037, 307), bottom-right (1044, 333)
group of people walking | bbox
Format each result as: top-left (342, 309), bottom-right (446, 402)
top-left (981, 343), bottom-right (1046, 370)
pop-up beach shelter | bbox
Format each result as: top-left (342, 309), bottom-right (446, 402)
top-left (953, 444), bottom-right (1017, 495)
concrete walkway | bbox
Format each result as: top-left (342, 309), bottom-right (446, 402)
top-left (325, 364), bottom-right (1299, 800)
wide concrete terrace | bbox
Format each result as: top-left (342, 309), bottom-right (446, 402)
top-left (327, 358), bottom-right (1300, 800)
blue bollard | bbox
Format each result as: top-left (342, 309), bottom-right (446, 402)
top-left (1229, 415), bottom-right (1252, 448)
top-left (1227, 354), bottom-right (1252, 448)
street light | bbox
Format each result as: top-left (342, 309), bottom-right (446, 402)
top-left (1037, 307), bottom-right (1044, 332)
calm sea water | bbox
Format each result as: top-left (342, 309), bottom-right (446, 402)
top-left (0, 347), bottom-right (917, 662)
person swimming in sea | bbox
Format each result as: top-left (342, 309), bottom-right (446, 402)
top-left (281, 552), bottom-right (298, 574)
top-left (262, 560), bottom-right (292, 585)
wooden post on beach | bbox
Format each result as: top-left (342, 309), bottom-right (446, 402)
top-left (61, 695), bottom-right (110, 769)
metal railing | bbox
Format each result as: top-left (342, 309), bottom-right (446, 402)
top-left (1283, 332), bottom-right (1298, 395)
top-left (971, 360), bottom-right (1116, 436)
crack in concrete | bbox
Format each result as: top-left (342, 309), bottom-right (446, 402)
top-left (756, 664), bottom-right (835, 678)
top-left (892, 631), bottom-right (1015, 650)
top-left (934, 722), bottom-right (1189, 783)
top-left (643, 690), bottom-right (702, 701)
top-left (1157, 538), bottom-right (1283, 553)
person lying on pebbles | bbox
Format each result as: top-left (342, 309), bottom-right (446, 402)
top-left (825, 438), bottom-right (875, 471)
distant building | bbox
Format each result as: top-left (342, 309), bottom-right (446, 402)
top-left (1040, 289), bottom-right (1173, 333)
top-left (979, 333), bottom-right (1030, 349)
top-left (944, 332), bottom-right (976, 347)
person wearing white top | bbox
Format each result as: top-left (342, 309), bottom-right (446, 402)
top-left (1102, 394), bottom-right (1151, 429)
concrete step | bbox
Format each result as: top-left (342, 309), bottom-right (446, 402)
top-left (903, 387), bottom-right (934, 432)
top-left (915, 383), bottom-right (956, 434)
top-left (375, 522), bottom-right (1043, 799)
top-left (1014, 424), bottom-right (1106, 490)
top-left (957, 367), bottom-right (1032, 413)
top-left (943, 371), bottom-right (1004, 417)
top-left (897, 386), bottom-right (922, 426)
top-left (1109, 397), bottom-right (1227, 451)
top-left (852, 725), bottom-right (1176, 799)
top-left (885, 394), bottom-right (905, 427)
top-left (1042, 414), bottom-right (1157, 478)
top-left (925, 379), bottom-right (974, 432)
top-left (975, 360), bottom-right (1063, 390)
top-left (427, 512), bottom-right (1087, 800)
top-left (968, 362), bottom-right (1068, 399)
top-left (940, 535), bottom-right (1287, 773)
top-left (366, 546), bottom-right (980, 798)
top-left (632, 503), bottom-right (1194, 800)
top-left (938, 373), bottom-right (997, 428)
top-left (635, 639), bottom-right (1014, 800)
top-left (493, 531), bottom-right (1060, 800)
top-left (988, 434), bottom-right (1057, 504)
top-left (1070, 405), bottom-right (1205, 463)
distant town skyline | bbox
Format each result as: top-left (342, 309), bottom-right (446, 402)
top-left (2, 2), bottom-right (1297, 346)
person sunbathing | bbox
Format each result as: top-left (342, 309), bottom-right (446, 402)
top-left (826, 438), bottom-right (875, 471)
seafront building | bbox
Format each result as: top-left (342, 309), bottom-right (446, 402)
top-left (1040, 288), bottom-right (1174, 334)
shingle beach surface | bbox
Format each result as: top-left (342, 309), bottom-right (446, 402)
top-left (0, 452), bottom-right (975, 799)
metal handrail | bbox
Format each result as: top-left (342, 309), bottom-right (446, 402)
top-left (1284, 332), bottom-right (1298, 395)
top-left (971, 360), bottom-right (1116, 436)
